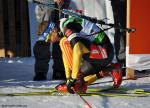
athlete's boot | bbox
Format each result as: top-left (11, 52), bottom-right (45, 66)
top-left (111, 63), bottom-right (122, 88)
top-left (55, 82), bottom-right (68, 93)
top-left (73, 78), bottom-right (87, 93)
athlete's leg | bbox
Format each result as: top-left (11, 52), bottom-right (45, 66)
top-left (59, 37), bottom-right (73, 70)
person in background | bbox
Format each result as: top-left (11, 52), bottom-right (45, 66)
top-left (33, 21), bottom-right (54, 81)
top-left (50, 0), bottom-right (70, 80)
top-left (33, 0), bottom-right (71, 80)
top-left (33, 0), bottom-right (53, 81)
top-left (110, 0), bottom-right (127, 76)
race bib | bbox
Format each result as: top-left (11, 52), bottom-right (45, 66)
top-left (89, 44), bottom-right (108, 59)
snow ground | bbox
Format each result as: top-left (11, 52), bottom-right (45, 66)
top-left (0, 57), bottom-right (150, 108)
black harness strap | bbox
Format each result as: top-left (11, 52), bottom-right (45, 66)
top-left (70, 37), bottom-right (91, 49)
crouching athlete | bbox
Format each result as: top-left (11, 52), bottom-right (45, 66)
top-left (48, 17), bottom-right (122, 94)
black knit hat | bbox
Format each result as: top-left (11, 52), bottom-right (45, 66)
top-left (66, 22), bottom-right (82, 33)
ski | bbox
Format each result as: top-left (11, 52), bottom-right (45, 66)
top-left (0, 91), bottom-right (148, 97)
top-left (87, 87), bottom-right (150, 96)
top-left (89, 74), bottom-right (150, 85)
top-left (22, 74), bottom-right (150, 89)
top-left (0, 88), bottom-right (149, 97)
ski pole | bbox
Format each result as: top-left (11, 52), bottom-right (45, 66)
top-left (72, 88), bottom-right (93, 108)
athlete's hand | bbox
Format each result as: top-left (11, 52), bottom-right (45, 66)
top-left (67, 78), bottom-right (76, 94)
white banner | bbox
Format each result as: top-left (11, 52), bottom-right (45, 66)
top-left (126, 47), bottom-right (150, 70)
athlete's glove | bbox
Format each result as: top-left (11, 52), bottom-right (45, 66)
top-left (67, 78), bottom-right (76, 94)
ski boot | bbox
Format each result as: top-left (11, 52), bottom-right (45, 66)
top-left (55, 82), bottom-right (68, 93)
top-left (73, 79), bottom-right (87, 93)
top-left (111, 63), bottom-right (122, 88)
top-left (55, 79), bottom-right (87, 93)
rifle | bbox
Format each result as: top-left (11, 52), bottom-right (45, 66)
top-left (28, 0), bottom-right (136, 33)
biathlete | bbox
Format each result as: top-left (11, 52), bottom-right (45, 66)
top-left (48, 17), bottom-right (122, 94)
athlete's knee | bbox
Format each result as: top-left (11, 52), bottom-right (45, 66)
top-left (80, 60), bottom-right (96, 76)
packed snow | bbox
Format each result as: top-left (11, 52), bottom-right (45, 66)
top-left (0, 57), bottom-right (150, 108)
